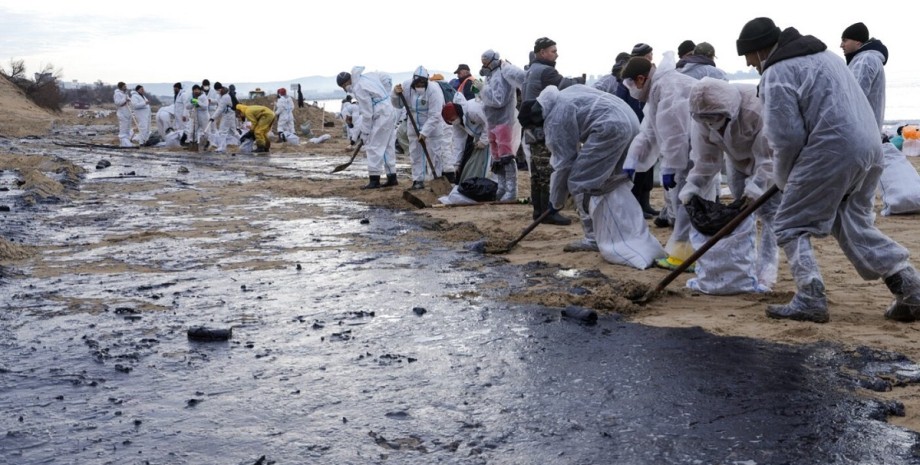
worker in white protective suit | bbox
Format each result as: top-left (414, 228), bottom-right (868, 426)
top-left (679, 77), bottom-right (780, 288)
top-left (186, 84), bottom-right (210, 147)
top-left (737, 17), bottom-right (920, 323)
top-left (113, 82), bottom-right (133, 147)
top-left (156, 105), bottom-right (174, 140)
top-left (441, 99), bottom-right (490, 182)
top-left (479, 49), bottom-right (525, 202)
top-left (172, 82), bottom-right (189, 145)
top-left (340, 95), bottom-right (361, 145)
top-left (130, 85), bottom-right (151, 145)
top-left (519, 85), bottom-right (666, 269)
top-left (274, 87), bottom-right (296, 142)
top-left (428, 73), bottom-right (459, 182)
top-left (209, 82), bottom-right (236, 153)
top-left (336, 66), bottom-right (399, 189)
top-left (841, 22), bottom-right (888, 132)
top-left (621, 53), bottom-right (700, 272)
top-left (201, 79), bottom-right (219, 145)
top-left (392, 66), bottom-right (445, 191)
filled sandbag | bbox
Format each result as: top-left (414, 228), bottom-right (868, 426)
top-left (879, 142), bottom-right (920, 216)
top-left (591, 183), bottom-right (667, 269)
top-left (686, 217), bottom-right (768, 295)
top-left (438, 185), bottom-right (478, 205)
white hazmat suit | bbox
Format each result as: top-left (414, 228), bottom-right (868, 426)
top-left (681, 77), bottom-right (780, 289)
top-left (539, 85), bottom-right (666, 269)
top-left (624, 54), bottom-right (699, 268)
top-left (392, 66), bottom-right (445, 184)
top-left (350, 66), bottom-right (398, 178)
top-left (113, 87), bottom-right (133, 147)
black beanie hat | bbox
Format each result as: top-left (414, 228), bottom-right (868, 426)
top-left (842, 22), bottom-right (869, 43)
top-left (678, 40), bottom-right (696, 57)
top-left (736, 17), bottom-right (782, 55)
top-left (631, 43), bottom-right (653, 57)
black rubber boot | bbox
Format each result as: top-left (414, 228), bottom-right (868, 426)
top-left (640, 190), bottom-right (659, 217)
top-left (362, 175), bottom-right (381, 190)
top-left (383, 174), bottom-right (398, 187)
top-left (542, 209), bottom-right (573, 226)
top-left (531, 189), bottom-right (546, 221)
top-left (884, 267), bottom-right (920, 322)
top-left (410, 181), bottom-right (425, 191)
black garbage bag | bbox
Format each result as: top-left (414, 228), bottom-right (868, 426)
top-left (458, 177), bottom-right (498, 202)
top-left (684, 195), bottom-right (748, 236)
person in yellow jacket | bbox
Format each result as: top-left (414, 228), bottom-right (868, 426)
top-left (235, 104), bottom-right (275, 153)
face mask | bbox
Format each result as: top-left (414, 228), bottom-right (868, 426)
top-left (203, 86), bottom-right (210, 92)
top-left (705, 118), bottom-right (727, 131)
top-left (344, 85), bottom-right (353, 93)
top-left (694, 113), bottom-right (728, 131)
top-left (479, 67), bottom-right (492, 77)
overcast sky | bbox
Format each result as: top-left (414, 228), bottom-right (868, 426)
top-left (1, 0), bottom-right (916, 86)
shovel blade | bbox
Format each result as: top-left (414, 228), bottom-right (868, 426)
top-left (429, 177), bottom-right (453, 197)
top-left (330, 161), bottom-right (352, 173)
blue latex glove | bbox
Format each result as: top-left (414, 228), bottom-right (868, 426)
top-left (623, 167), bottom-right (635, 179)
top-left (662, 173), bottom-right (676, 190)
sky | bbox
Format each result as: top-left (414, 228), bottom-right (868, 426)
top-left (1, 0), bottom-right (917, 87)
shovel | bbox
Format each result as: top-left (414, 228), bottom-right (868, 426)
top-left (330, 140), bottom-right (365, 173)
top-left (633, 185), bottom-right (780, 304)
top-left (398, 92), bottom-right (452, 196)
top-left (487, 208), bottom-right (552, 254)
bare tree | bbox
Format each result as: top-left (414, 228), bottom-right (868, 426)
top-left (1, 59), bottom-right (64, 112)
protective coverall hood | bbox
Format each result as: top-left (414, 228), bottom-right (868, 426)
top-left (688, 77), bottom-right (740, 121)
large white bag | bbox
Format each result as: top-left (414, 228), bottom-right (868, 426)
top-left (686, 216), bottom-right (768, 295)
top-left (879, 142), bottom-right (920, 216)
top-left (591, 183), bottom-right (667, 269)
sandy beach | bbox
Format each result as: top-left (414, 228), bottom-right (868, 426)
top-left (5, 78), bottom-right (920, 437)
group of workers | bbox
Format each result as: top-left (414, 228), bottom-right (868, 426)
top-left (333, 18), bottom-right (920, 324)
top-left (109, 18), bottom-right (920, 325)
top-left (114, 78), bottom-right (298, 153)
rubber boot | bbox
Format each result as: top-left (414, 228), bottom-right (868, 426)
top-left (500, 163), bottom-right (517, 202)
top-left (542, 208), bottom-right (573, 226)
top-left (531, 189), bottom-right (545, 221)
top-left (884, 266), bottom-right (920, 322)
top-left (410, 180), bottom-right (425, 190)
top-left (494, 169), bottom-right (507, 201)
top-left (640, 189), bottom-right (659, 218)
top-left (383, 173), bottom-right (398, 187)
top-left (766, 236), bottom-right (829, 323)
top-left (444, 171), bottom-right (457, 184)
top-left (362, 175), bottom-right (381, 190)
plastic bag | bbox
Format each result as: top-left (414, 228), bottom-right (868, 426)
top-left (438, 185), bottom-right (479, 205)
top-left (684, 195), bottom-right (747, 236)
top-left (686, 217), bottom-right (768, 295)
top-left (879, 142), bottom-right (920, 215)
top-left (458, 177), bottom-right (497, 202)
top-left (592, 184), bottom-right (667, 269)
